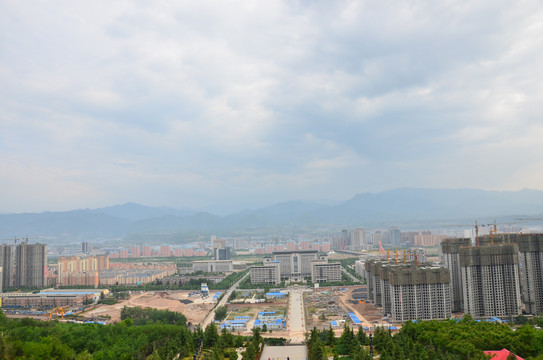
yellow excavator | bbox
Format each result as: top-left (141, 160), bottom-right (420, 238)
top-left (48, 307), bottom-right (66, 320)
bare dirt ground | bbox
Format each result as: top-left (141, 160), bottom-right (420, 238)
top-left (303, 287), bottom-right (386, 335)
top-left (82, 290), bottom-right (218, 324)
top-left (338, 288), bottom-right (382, 324)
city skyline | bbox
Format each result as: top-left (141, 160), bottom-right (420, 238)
top-left (2, 1), bottom-right (543, 214)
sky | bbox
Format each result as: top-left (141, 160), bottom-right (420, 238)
top-left (1, 1), bottom-right (543, 214)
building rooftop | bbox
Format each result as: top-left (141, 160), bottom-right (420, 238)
top-left (483, 349), bottom-right (523, 360)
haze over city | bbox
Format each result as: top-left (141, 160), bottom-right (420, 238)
top-left (2, 1), bottom-right (543, 214)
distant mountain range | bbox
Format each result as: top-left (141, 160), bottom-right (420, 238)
top-left (2, 188), bottom-right (543, 242)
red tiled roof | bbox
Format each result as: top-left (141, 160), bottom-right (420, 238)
top-left (483, 348), bottom-right (524, 360)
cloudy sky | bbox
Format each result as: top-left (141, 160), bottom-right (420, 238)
top-left (1, 1), bottom-right (543, 214)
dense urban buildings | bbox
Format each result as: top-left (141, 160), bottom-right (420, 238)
top-left (57, 255), bottom-right (110, 287)
top-left (58, 255), bottom-right (174, 286)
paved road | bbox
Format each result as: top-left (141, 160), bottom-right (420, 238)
top-left (286, 287), bottom-right (306, 343)
top-left (202, 271), bottom-right (250, 328)
top-left (341, 266), bottom-right (362, 283)
top-left (260, 345), bottom-right (307, 360)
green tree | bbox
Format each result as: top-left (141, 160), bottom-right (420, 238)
top-left (327, 326), bottom-right (336, 346)
top-left (221, 327), bottom-right (234, 347)
top-left (215, 306), bottom-right (228, 321)
top-left (204, 323), bottom-right (219, 348)
top-left (146, 348), bottom-right (161, 360)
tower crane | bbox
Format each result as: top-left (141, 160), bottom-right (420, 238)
top-left (443, 220), bottom-right (520, 247)
top-left (443, 220), bottom-right (485, 247)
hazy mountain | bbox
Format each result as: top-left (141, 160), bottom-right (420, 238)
top-left (0, 210), bottom-right (129, 241)
top-left (91, 202), bottom-right (195, 222)
top-left (297, 188), bottom-right (543, 227)
top-left (225, 200), bottom-right (329, 228)
top-left (2, 188), bottom-right (543, 241)
top-left (129, 212), bottom-right (225, 233)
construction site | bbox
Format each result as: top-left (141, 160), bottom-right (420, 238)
top-left (303, 286), bottom-right (384, 333)
top-left (82, 290), bottom-right (219, 324)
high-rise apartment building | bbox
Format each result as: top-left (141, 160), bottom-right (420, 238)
top-left (341, 230), bottom-right (351, 250)
top-left (517, 234), bottom-right (543, 315)
top-left (365, 258), bottom-right (451, 322)
top-left (212, 238), bottom-right (231, 260)
top-left (351, 229), bottom-right (366, 250)
top-left (389, 266), bottom-right (451, 323)
top-left (0, 244), bottom-right (15, 289)
top-left (441, 238), bottom-right (472, 312)
top-left (365, 259), bottom-right (389, 307)
top-left (159, 245), bottom-right (171, 257)
top-left (390, 227), bottom-right (401, 248)
top-left (131, 246), bottom-right (141, 258)
top-left (81, 242), bottom-right (92, 254)
top-left (213, 247), bottom-right (231, 260)
top-left (460, 244), bottom-right (521, 318)
top-left (16, 243), bottom-right (47, 288)
top-left (142, 245), bottom-right (152, 257)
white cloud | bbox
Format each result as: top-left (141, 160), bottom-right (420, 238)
top-left (1, 0), bottom-right (543, 212)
